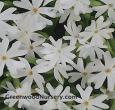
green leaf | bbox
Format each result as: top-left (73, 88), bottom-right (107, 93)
top-left (90, 0), bottom-right (103, 6)
top-left (106, 40), bottom-right (115, 56)
top-left (3, 1), bottom-right (13, 8)
top-left (27, 57), bottom-right (37, 65)
top-left (110, 100), bottom-right (115, 110)
top-left (13, 79), bottom-right (21, 88)
top-left (109, 39), bottom-right (115, 52)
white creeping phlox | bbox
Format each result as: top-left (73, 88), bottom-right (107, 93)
top-left (14, 58), bottom-right (45, 91)
top-left (23, 38), bottom-right (45, 59)
top-left (100, 87), bottom-right (115, 100)
top-left (93, 0), bottom-right (115, 23)
top-left (36, 83), bottom-right (74, 110)
top-left (68, 58), bottom-right (95, 88)
top-left (77, 40), bottom-right (107, 60)
top-left (89, 51), bottom-right (115, 92)
top-left (8, 15), bottom-right (46, 59)
top-left (34, 36), bottom-right (76, 84)
top-left (1, 82), bottom-right (31, 108)
top-left (8, 15), bottom-right (46, 43)
top-left (79, 16), bottom-right (114, 45)
top-left (0, 0), bottom-right (115, 110)
top-left (0, 1), bottom-right (19, 38)
top-left (0, 38), bottom-right (27, 77)
top-left (64, 21), bottom-right (85, 45)
top-left (55, 0), bottom-right (92, 23)
top-left (73, 85), bottom-right (109, 110)
top-left (13, 0), bottom-right (56, 26)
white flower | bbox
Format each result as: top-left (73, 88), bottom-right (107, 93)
top-left (64, 21), bottom-right (86, 45)
top-left (25, 99), bottom-right (43, 110)
top-left (33, 36), bottom-right (76, 84)
top-left (15, 58), bottom-right (45, 90)
top-left (73, 85), bottom-right (109, 110)
top-left (34, 59), bottom-right (73, 84)
top-left (89, 51), bottom-right (115, 91)
top-left (53, 63), bottom-right (73, 84)
top-left (8, 15), bottom-right (45, 43)
top-left (93, 0), bottom-right (115, 23)
top-left (77, 41), bottom-right (107, 60)
top-left (100, 88), bottom-right (115, 100)
top-left (72, 0), bottom-right (92, 15)
top-left (55, 0), bottom-right (92, 23)
top-left (2, 82), bottom-right (31, 108)
top-left (69, 58), bottom-right (95, 88)
top-left (21, 37), bottom-right (45, 59)
top-left (40, 36), bottom-right (76, 66)
top-left (36, 83), bottom-right (73, 110)
top-left (13, 0), bottom-right (56, 25)
top-left (55, 0), bottom-right (75, 13)
top-left (80, 16), bottom-right (114, 45)
top-left (55, 0), bottom-right (92, 15)
top-left (0, 1), bottom-right (18, 36)
top-left (0, 38), bottom-right (27, 77)
top-left (59, 9), bottom-right (81, 23)
top-left (0, 1), bottom-right (17, 20)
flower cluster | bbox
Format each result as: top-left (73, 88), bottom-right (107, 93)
top-left (0, 0), bottom-right (115, 110)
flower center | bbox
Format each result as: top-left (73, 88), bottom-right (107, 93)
top-left (94, 30), bottom-right (98, 34)
top-left (108, 4), bottom-right (113, 8)
top-left (21, 31), bottom-right (28, 37)
top-left (26, 70), bottom-right (33, 76)
top-left (84, 101), bottom-right (90, 106)
top-left (83, 72), bottom-right (87, 76)
top-left (29, 45), bottom-right (34, 50)
top-left (32, 8), bottom-right (38, 13)
top-left (57, 49), bottom-right (61, 54)
top-left (55, 96), bottom-right (59, 102)
top-left (1, 55), bottom-right (8, 61)
top-left (106, 90), bottom-right (110, 95)
top-left (105, 68), bottom-right (112, 74)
